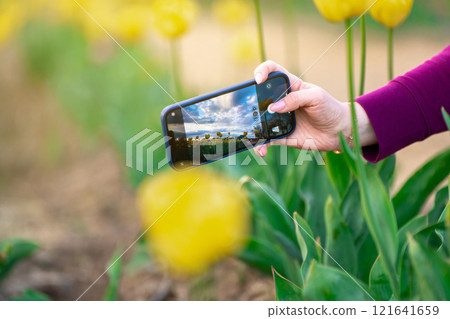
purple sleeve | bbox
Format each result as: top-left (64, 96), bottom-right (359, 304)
top-left (356, 45), bottom-right (450, 163)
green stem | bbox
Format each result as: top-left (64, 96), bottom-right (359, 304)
top-left (253, 0), bottom-right (267, 62)
top-left (346, 19), bottom-right (399, 299)
top-left (388, 28), bottom-right (394, 81)
top-left (170, 40), bottom-right (183, 99)
top-left (359, 15), bottom-right (367, 96)
top-left (345, 19), bottom-right (361, 155)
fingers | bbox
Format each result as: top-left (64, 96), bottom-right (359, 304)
top-left (254, 61), bottom-right (288, 83)
top-left (254, 60), bottom-right (302, 90)
top-left (254, 144), bottom-right (268, 157)
top-left (269, 88), bottom-right (324, 113)
top-left (254, 139), bottom-right (287, 157)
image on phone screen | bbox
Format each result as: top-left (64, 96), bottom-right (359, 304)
top-left (164, 74), bottom-right (295, 169)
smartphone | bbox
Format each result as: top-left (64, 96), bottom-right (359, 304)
top-left (161, 71), bottom-right (296, 170)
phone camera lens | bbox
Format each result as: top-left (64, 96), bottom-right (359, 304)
top-left (266, 83), bottom-right (272, 89)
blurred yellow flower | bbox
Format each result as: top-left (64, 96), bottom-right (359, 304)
top-left (115, 4), bottom-right (151, 43)
top-left (229, 28), bottom-right (259, 65)
top-left (137, 168), bottom-right (250, 275)
top-left (0, 0), bottom-right (154, 45)
top-left (52, 0), bottom-right (84, 24)
top-left (370, 0), bottom-right (414, 28)
top-left (151, 0), bottom-right (198, 40)
top-left (78, 0), bottom-right (119, 41)
top-left (213, 0), bottom-right (252, 27)
top-left (313, 0), bottom-right (372, 23)
top-left (0, 1), bottom-right (25, 45)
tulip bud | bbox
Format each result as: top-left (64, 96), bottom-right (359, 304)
top-left (229, 28), bottom-right (259, 65)
top-left (115, 5), bottom-right (150, 43)
top-left (213, 0), bottom-right (253, 27)
top-left (151, 0), bottom-right (199, 40)
top-left (370, 0), bottom-right (414, 28)
top-left (313, 0), bottom-right (372, 23)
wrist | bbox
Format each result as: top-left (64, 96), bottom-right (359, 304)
top-left (341, 102), bottom-right (378, 148)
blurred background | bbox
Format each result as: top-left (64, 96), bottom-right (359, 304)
top-left (1, 0), bottom-right (449, 300)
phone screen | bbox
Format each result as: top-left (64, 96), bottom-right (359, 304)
top-left (165, 75), bottom-right (295, 169)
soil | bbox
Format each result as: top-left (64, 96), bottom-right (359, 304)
top-left (0, 14), bottom-right (449, 301)
top-left (0, 45), bottom-right (272, 301)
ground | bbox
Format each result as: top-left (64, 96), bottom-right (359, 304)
top-left (0, 15), bottom-right (449, 300)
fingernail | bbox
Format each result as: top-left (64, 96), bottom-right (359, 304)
top-left (255, 73), bottom-right (263, 84)
top-left (270, 100), bottom-right (285, 112)
top-left (262, 147), bottom-right (268, 157)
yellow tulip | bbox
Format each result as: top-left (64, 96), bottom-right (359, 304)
top-left (229, 28), bottom-right (259, 65)
top-left (313, 0), bottom-right (372, 23)
top-left (0, 1), bottom-right (25, 45)
top-left (52, 0), bottom-right (85, 24)
top-left (370, 0), bottom-right (414, 28)
top-left (213, 0), bottom-right (252, 27)
top-left (137, 168), bottom-right (250, 275)
top-left (151, 0), bottom-right (198, 40)
top-left (115, 4), bottom-right (151, 43)
top-left (77, 0), bottom-right (119, 41)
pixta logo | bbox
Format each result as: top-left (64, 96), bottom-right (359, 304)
top-left (126, 129), bottom-right (326, 175)
top-left (126, 129), bottom-right (169, 176)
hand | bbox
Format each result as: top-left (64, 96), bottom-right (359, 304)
top-left (253, 61), bottom-right (378, 157)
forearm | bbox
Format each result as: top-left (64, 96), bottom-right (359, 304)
top-left (356, 46), bottom-right (450, 163)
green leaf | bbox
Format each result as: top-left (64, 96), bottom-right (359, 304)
top-left (414, 222), bottom-right (446, 251)
top-left (278, 149), bottom-right (307, 213)
top-left (325, 152), bottom-right (352, 198)
top-left (393, 149), bottom-right (450, 227)
top-left (340, 181), bottom-right (367, 248)
top-left (428, 186), bottom-right (449, 224)
top-left (442, 107), bottom-right (450, 130)
top-left (396, 215), bottom-right (429, 299)
top-left (397, 215), bottom-right (429, 256)
top-left (369, 257), bottom-right (393, 300)
top-left (104, 250), bottom-right (123, 301)
top-left (246, 188), bottom-right (302, 267)
top-left (0, 239), bottom-right (39, 281)
top-left (399, 251), bottom-right (415, 300)
top-left (303, 261), bottom-right (374, 301)
top-left (293, 212), bottom-right (319, 281)
top-left (10, 289), bottom-right (50, 301)
top-left (408, 234), bottom-right (450, 300)
top-left (435, 184), bottom-right (449, 253)
top-left (245, 181), bottom-right (296, 243)
top-left (299, 161), bottom-right (339, 242)
top-left (324, 197), bottom-right (357, 274)
top-left (375, 155), bottom-right (396, 189)
top-left (359, 166), bottom-right (399, 297)
top-left (272, 230), bottom-right (303, 263)
top-left (240, 238), bottom-right (292, 277)
top-left (272, 266), bottom-right (303, 301)
top-left (446, 200), bottom-right (450, 255)
top-left (445, 176), bottom-right (450, 255)
top-left (356, 233), bottom-right (378, 283)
